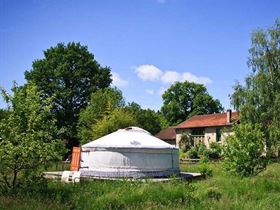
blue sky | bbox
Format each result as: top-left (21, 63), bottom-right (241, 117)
top-left (0, 0), bottom-right (279, 110)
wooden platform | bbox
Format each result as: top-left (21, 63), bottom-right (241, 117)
top-left (43, 171), bottom-right (204, 182)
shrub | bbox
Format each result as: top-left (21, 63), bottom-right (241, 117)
top-left (198, 164), bottom-right (213, 177)
top-left (179, 134), bottom-right (193, 153)
top-left (198, 143), bottom-right (208, 157)
top-left (187, 147), bottom-right (199, 159)
top-left (223, 123), bottom-right (267, 177)
top-left (208, 142), bottom-right (223, 159)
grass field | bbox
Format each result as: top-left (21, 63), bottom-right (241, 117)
top-left (0, 162), bottom-right (280, 210)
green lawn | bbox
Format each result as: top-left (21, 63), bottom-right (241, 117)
top-left (0, 162), bottom-right (280, 210)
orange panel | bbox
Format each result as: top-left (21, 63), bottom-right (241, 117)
top-left (70, 147), bottom-right (81, 171)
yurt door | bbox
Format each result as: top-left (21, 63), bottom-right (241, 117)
top-left (70, 147), bottom-right (81, 171)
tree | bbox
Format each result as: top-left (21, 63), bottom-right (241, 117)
top-left (90, 108), bottom-right (137, 141)
top-left (231, 20), bottom-right (280, 156)
top-left (25, 42), bottom-right (112, 150)
top-left (125, 102), bottom-right (168, 135)
top-left (223, 123), bottom-right (267, 177)
top-left (161, 81), bottom-right (223, 125)
top-left (78, 87), bottom-right (125, 143)
top-left (0, 84), bottom-right (64, 191)
top-left (0, 109), bottom-right (8, 121)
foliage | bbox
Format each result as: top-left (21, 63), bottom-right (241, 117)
top-left (198, 163), bottom-right (213, 177)
top-left (223, 123), bottom-right (267, 177)
top-left (179, 133), bottom-right (193, 153)
top-left (187, 147), bottom-right (199, 159)
top-left (78, 87), bottom-right (125, 143)
top-left (90, 108), bottom-right (137, 141)
top-left (207, 142), bottom-right (223, 159)
top-left (0, 84), bottom-right (64, 192)
top-left (161, 81), bottom-right (223, 125)
top-left (0, 109), bottom-right (8, 121)
top-left (125, 102), bottom-right (168, 135)
top-left (185, 142), bottom-right (223, 160)
top-left (231, 20), bottom-right (280, 157)
top-left (197, 143), bottom-right (208, 157)
top-left (25, 42), bottom-right (112, 149)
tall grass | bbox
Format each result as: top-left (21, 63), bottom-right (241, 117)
top-left (182, 162), bottom-right (280, 210)
top-left (1, 162), bottom-right (280, 210)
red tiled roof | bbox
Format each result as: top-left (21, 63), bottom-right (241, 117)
top-left (176, 112), bottom-right (239, 129)
top-left (155, 127), bottom-right (176, 141)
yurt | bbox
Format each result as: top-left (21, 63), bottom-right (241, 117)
top-left (80, 127), bottom-right (180, 178)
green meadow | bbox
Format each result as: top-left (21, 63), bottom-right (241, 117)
top-left (1, 162), bottom-right (279, 210)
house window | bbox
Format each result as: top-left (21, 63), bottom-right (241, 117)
top-left (191, 128), bottom-right (205, 136)
top-left (216, 128), bottom-right (221, 142)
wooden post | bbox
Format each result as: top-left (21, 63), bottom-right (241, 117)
top-left (70, 147), bottom-right (81, 171)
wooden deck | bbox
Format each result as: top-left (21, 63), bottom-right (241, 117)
top-left (43, 171), bottom-right (204, 182)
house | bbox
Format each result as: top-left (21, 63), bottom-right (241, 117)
top-left (155, 127), bottom-right (176, 145)
top-left (175, 109), bottom-right (239, 148)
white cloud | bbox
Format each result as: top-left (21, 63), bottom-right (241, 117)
top-left (161, 71), bottom-right (180, 84)
top-left (135, 65), bottom-right (163, 81)
top-left (182, 72), bottom-right (212, 84)
top-left (111, 72), bottom-right (128, 87)
top-left (145, 89), bottom-right (155, 95)
top-left (135, 64), bottom-right (212, 85)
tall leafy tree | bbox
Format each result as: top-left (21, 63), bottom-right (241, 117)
top-left (0, 84), bottom-right (64, 191)
top-left (231, 20), bottom-right (280, 156)
top-left (25, 42), bottom-right (112, 149)
top-left (125, 102), bottom-right (168, 135)
top-left (78, 87), bottom-right (125, 143)
top-left (161, 81), bottom-right (223, 125)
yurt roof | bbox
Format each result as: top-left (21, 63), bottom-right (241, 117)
top-left (82, 127), bottom-right (177, 149)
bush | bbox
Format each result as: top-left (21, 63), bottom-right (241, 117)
top-left (179, 134), bottom-right (193, 153)
top-left (198, 164), bottom-right (213, 177)
top-left (223, 123), bottom-right (268, 177)
top-left (197, 143), bottom-right (208, 157)
top-left (187, 147), bottom-right (199, 159)
top-left (208, 142), bottom-right (223, 159)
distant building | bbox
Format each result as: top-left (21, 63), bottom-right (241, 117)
top-left (157, 110), bottom-right (239, 148)
top-left (175, 109), bottom-right (239, 148)
top-left (155, 127), bottom-right (176, 145)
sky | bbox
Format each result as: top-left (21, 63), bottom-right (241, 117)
top-left (0, 0), bottom-right (279, 111)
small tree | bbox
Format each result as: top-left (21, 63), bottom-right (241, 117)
top-left (90, 108), bottom-right (137, 141)
top-left (78, 87), bottom-right (125, 143)
top-left (0, 84), bottom-right (64, 192)
top-left (223, 123), bottom-right (267, 177)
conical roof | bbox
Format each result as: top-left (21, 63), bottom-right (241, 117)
top-left (82, 127), bottom-right (176, 149)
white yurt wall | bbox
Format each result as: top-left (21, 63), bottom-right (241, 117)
top-left (80, 127), bottom-right (180, 178)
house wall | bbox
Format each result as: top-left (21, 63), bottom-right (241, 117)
top-left (176, 126), bottom-right (233, 149)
